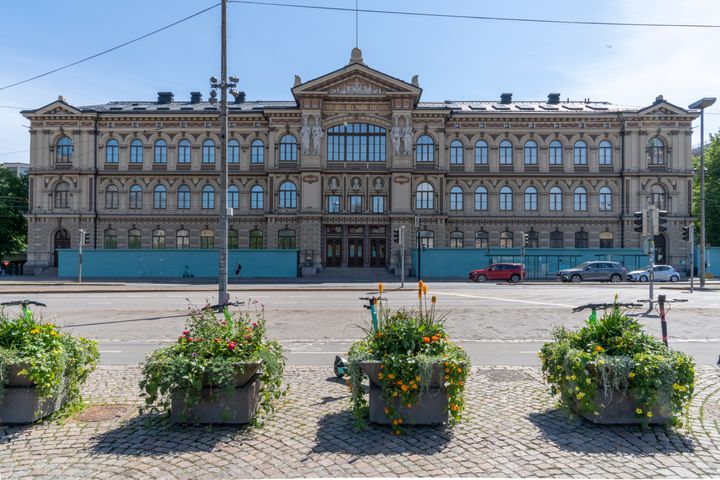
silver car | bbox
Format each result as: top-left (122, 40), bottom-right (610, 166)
top-left (626, 265), bottom-right (681, 282)
top-left (557, 261), bottom-right (628, 283)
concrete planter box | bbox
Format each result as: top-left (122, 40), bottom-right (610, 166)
top-left (359, 361), bottom-right (448, 425)
top-left (571, 386), bottom-right (674, 425)
top-left (200, 362), bottom-right (262, 388)
top-left (1, 363), bottom-right (67, 424)
top-left (170, 364), bottom-right (263, 425)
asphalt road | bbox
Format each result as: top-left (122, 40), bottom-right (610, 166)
top-left (1, 281), bottom-right (718, 366)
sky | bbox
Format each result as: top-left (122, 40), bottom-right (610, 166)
top-left (1, 0), bottom-right (719, 165)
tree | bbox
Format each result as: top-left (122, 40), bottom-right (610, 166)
top-left (692, 131), bottom-right (720, 246)
top-left (0, 168), bottom-right (28, 260)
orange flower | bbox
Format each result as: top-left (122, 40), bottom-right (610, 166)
top-left (412, 384), bottom-right (418, 389)
top-left (378, 282), bottom-right (384, 295)
top-left (445, 375), bottom-right (449, 380)
top-left (431, 336), bottom-right (438, 342)
top-left (384, 407), bottom-right (390, 415)
top-left (457, 367), bottom-right (463, 373)
top-left (397, 418), bottom-right (403, 424)
top-left (380, 364), bottom-right (384, 369)
top-left (418, 290), bottom-right (423, 300)
top-left (406, 403), bottom-right (412, 408)
top-left (423, 336), bottom-right (431, 343)
top-left (388, 373), bottom-right (395, 379)
top-left (392, 419), bottom-right (399, 425)
top-left (396, 380), bottom-right (403, 386)
top-left (401, 384), bottom-right (408, 392)
top-left (394, 430), bottom-right (400, 435)
top-left (445, 368), bottom-right (450, 373)
top-left (422, 284), bottom-right (428, 294)
top-left (431, 295), bottom-right (437, 304)
top-left (378, 372), bottom-right (384, 380)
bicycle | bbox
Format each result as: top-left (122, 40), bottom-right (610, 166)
top-left (0, 299), bottom-right (47, 322)
top-left (333, 294), bottom-right (387, 378)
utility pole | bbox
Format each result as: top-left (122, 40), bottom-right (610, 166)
top-left (690, 224), bottom-right (695, 293)
top-left (647, 205), bottom-right (656, 308)
top-left (400, 225), bottom-right (405, 288)
top-left (78, 228), bottom-right (85, 283)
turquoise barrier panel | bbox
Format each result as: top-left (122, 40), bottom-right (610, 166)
top-left (410, 248), bottom-right (646, 280)
top-left (58, 249), bottom-right (299, 278)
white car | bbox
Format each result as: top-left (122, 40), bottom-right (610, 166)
top-left (626, 265), bottom-right (680, 282)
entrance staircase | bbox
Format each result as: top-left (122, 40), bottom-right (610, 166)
top-left (316, 267), bottom-right (397, 283)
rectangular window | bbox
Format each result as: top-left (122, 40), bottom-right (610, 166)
top-left (327, 195), bottom-right (340, 213)
top-left (349, 195), bottom-right (363, 213)
top-left (371, 195), bottom-right (385, 213)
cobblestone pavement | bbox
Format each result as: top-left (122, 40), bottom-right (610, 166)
top-left (1, 365), bottom-right (719, 479)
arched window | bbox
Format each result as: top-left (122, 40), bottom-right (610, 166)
top-left (202, 139), bottom-right (216, 164)
top-left (228, 139), bottom-right (240, 164)
top-left (178, 139), bottom-right (191, 164)
top-left (416, 182), bottom-right (434, 209)
top-left (154, 139), bottom-right (167, 163)
top-left (599, 186), bottom-right (613, 211)
top-left (650, 184), bottom-right (667, 209)
top-left (327, 123), bottom-right (386, 161)
top-left (200, 229), bottom-right (215, 249)
top-left (128, 228), bottom-right (142, 249)
top-left (449, 186), bottom-right (463, 211)
top-left (130, 139), bottom-right (143, 164)
top-left (55, 136), bottom-right (73, 163)
top-left (474, 140), bottom-right (488, 165)
top-left (646, 137), bottom-right (665, 165)
top-left (499, 186), bottom-right (513, 211)
top-left (152, 229), bottom-right (165, 249)
top-left (250, 185), bottom-right (264, 209)
top-left (549, 186), bottom-right (563, 211)
top-left (279, 135), bottom-right (298, 161)
top-left (575, 230), bottom-right (589, 248)
top-left (278, 181), bottom-right (297, 209)
top-left (526, 230), bottom-right (539, 248)
top-left (599, 231), bottom-right (614, 249)
top-left (500, 231), bottom-right (513, 248)
top-left (417, 230), bottom-right (434, 249)
top-left (251, 139), bottom-right (264, 164)
top-left (105, 184), bottom-right (119, 209)
top-left (153, 185), bottom-right (167, 209)
top-left (599, 140), bottom-right (613, 165)
top-left (474, 231), bottom-right (488, 249)
top-left (450, 140), bottom-right (464, 165)
top-left (53, 182), bottom-right (69, 208)
top-left (129, 185), bottom-right (143, 209)
top-left (278, 229), bottom-right (296, 249)
top-left (177, 184), bottom-right (191, 209)
top-left (416, 135), bottom-right (434, 163)
top-left (549, 140), bottom-right (563, 165)
top-left (474, 186), bottom-right (488, 211)
top-left (228, 229), bottom-right (239, 249)
top-left (228, 184), bottom-right (239, 209)
top-left (249, 229), bottom-right (263, 249)
top-left (103, 228), bottom-right (117, 249)
top-left (524, 186), bottom-right (538, 211)
top-left (176, 229), bottom-right (189, 249)
top-left (574, 140), bottom-right (587, 165)
top-left (524, 140), bottom-right (538, 165)
top-left (573, 186), bottom-right (587, 211)
top-left (105, 139), bottom-right (119, 163)
top-left (450, 231), bottom-right (464, 248)
top-left (202, 185), bottom-right (215, 209)
top-left (550, 230), bottom-right (564, 248)
top-left (499, 140), bottom-right (513, 165)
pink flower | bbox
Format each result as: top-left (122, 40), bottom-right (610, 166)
top-left (182, 330), bottom-right (190, 336)
top-left (227, 342), bottom-right (237, 351)
top-left (252, 322), bottom-right (257, 328)
top-left (187, 337), bottom-right (193, 342)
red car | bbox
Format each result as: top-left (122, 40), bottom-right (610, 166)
top-left (468, 263), bottom-right (525, 283)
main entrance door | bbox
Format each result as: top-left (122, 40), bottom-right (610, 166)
top-left (369, 238), bottom-right (386, 267)
top-left (53, 228), bottom-right (71, 267)
top-left (348, 238), bottom-right (364, 267)
top-left (325, 238), bottom-right (342, 267)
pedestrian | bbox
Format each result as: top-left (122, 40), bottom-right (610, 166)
top-left (235, 263), bottom-right (242, 277)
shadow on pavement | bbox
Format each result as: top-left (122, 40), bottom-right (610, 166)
top-left (527, 409), bottom-right (695, 455)
top-left (311, 411), bottom-right (452, 455)
top-left (90, 413), bottom-right (247, 456)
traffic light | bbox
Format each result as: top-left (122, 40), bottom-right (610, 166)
top-left (81, 231), bottom-right (90, 245)
top-left (682, 225), bottom-right (690, 242)
top-left (657, 210), bottom-right (668, 233)
top-left (633, 210), bottom-right (646, 234)
top-left (523, 233), bottom-right (531, 248)
top-left (392, 229), bottom-right (400, 243)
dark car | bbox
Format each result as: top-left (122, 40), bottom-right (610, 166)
top-left (469, 263), bottom-right (525, 283)
top-left (557, 261), bottom-right (627, 283)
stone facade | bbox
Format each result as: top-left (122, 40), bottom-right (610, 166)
top-left (22, 48), bottom-right (698, 275)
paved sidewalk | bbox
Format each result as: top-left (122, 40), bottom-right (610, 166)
top-left (1, 365), bottom-right (719, 478)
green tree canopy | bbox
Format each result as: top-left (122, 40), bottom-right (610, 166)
top-left (692, 131), bottom-right (720, 246)
top-left (0, 168), bottom-right (28, 260)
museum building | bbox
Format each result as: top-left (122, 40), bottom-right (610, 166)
top-left (21, 48), bottom-right (697, 275)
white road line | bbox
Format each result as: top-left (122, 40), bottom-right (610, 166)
top-left (99, 350), bottom-right (123, 353)
top-left (436, 291), bottom-right (575, 308)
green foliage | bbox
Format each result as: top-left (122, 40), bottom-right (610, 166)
top-left (539, 306), bottom-right (694, 426)
top-left (139, 305), bottom-right (287, 426)
top-left (692, 130), bottom-right (720, 246)
top-left (0, 307), bottom-right (99, 415)
top-left (347, 282), bottom-right (470, 434)
top-left (0, 168), bottom-right (28, 260)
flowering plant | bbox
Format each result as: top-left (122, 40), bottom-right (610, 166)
top-left (139, 302), bottom-right (286, 425)
top-left (347, 282), bottom-right (470, 434)
top-left (539, 304), bottom-right (694, 425)
top-left (0, 307), bottom-right (99, 412)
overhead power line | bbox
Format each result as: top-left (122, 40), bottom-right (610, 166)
top-left (0, 3), bottom-right (220, 92)
top-left (230, 0), bottom-right (720, 29)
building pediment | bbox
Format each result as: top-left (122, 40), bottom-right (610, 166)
top-left (638, 97), bottom-right (691, 117)
top-left (22, 98), bottom-right (82, 118)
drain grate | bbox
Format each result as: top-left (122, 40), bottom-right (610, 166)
top-left (74, 404), bottom-right (133, 422)
top-left (481, 370), bottom-right (535, 382)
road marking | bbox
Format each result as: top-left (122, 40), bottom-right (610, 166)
top-left (518, 351), bottom-right (540, 354)
top-left (99, 350), bottom-right (123, 353)
top-left (437, 291), bottom-right (575, 308)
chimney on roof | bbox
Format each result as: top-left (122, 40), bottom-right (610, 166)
top-left (547, 93), bottom-right (560, 105)
top-left (157, 92), bottom-right (174, 104)
top-left (500, 93), bottom-right (512, 104)
top-left (232, 91), bottom-right (246, 103)
top-left (190, 92), bottom-right (202, 104)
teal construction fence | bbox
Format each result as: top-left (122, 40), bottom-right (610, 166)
top-left (410, 248), bottom-right (647, 280)
top-left (58, 249), bottom-right (299, 278)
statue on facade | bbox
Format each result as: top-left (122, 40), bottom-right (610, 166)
top-left (401, 126), bottom-right (413, 156)
top-left (311, 125), bottom-right (323, 154)
top-left (300, 121), bottom-right (311, 154)
top-left (391, 126), bottom-right (401, 155)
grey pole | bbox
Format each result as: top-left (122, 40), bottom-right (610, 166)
top-left (400, 226), bottom-right (405, 288)
top-left (690, 224), bottom-right (695, 293)
top-left (218, 0), bottom-right (229, 305)
top-left (699, 107), bottom-right (706, 288)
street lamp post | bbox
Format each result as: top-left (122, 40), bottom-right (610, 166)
top-left (689, 97), bottom-right (717, 288)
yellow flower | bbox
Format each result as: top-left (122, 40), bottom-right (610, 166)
top-left (585, 378), bottom-right (592, 385)
top-left (378, 373), bottom-right (384, 380)
top-left (30, 328), bottom-right (39, 335)
top-left (646, 411), bottom-right (653, 418)
top-left (378, 282), bottom-right (384, 295)
top-left (388, 373), bottom-right (395, 379)
top-left (576, 392), bottom-right (585, 400)
top-left (594, 345), bottom-right (604, 352)
top-left (635, 408), bottom-right (643, 415)
top-left (50, 331), bottom-right (58, 337)
top-left (628, 372), bottom-right (635, 379)
top-left (392, 419), bottom-right (398, 425)
top-left (415, 375), bottom-right (421, 382)
top-left (457, 367), bottom-right (462, 373)
top-left (401, 385), bottom-right (408, 392)
top-left (575, 386), bottom-right (580, 392)
top-left (571, 375), bottom-right (576, 381)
